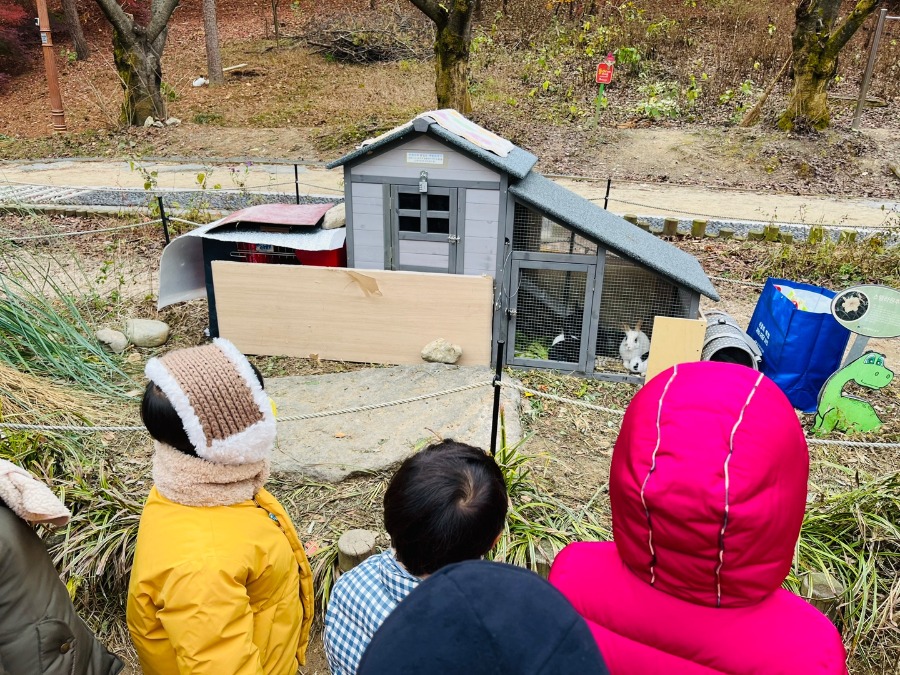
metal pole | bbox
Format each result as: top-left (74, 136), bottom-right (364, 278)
top-left (603, 177), bottom-right (612, 210)
top-left (852, 8), bottom-right (888, 131)
top-left (294, 164), bottom-right (300, 205)
top-left (35, 0), bottom-right (67, 132)
top-left (157, 197), bottom-right (170, 245)
top-left (488, 339), bottom-right (506, 456)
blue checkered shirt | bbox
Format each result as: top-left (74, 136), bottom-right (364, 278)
top-left (324, 549), bottom-right (420, 675)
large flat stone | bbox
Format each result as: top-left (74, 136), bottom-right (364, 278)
top-left (267, 364), bottom-right (521, 482)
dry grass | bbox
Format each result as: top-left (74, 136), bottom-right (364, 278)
top-left (0, 362), bottom-right (119, 425)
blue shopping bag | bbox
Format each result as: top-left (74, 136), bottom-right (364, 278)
top-left (748, 278), bottom-right (851, 412)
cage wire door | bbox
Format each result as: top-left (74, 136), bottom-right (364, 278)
top-left (390, 185), bottom-right (459, 273)
top-left (507, 260), bottom-right (596, 371)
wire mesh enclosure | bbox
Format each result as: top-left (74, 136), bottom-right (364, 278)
top-left (507, 202), bottom-right (698, 379)
top-left (594, 253), bottom-right (694, 373)
top-left (513, 203), bottom-right (597, 255)
top-left (513, 265), bottom-right (589, 365)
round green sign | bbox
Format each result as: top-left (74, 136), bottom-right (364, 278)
top-left (831, 285), bottom-right (900, 338)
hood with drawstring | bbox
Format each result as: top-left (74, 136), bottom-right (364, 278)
top-left (549, 361), bottom-right (848, 674)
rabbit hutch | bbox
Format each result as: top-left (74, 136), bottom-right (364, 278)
top-left (328, 110), bottom-right (719, 381)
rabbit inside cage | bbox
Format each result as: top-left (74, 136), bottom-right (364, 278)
top-left (509, 203), bottom-right (694, 377)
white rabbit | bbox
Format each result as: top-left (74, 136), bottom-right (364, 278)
top-left (619, 321), bottom-right (650, 370)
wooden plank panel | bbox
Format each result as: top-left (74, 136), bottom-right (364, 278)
top-left (465, 219), bottom-right (499, 236)
top-left (352, 213), bottom-right (384, 232)
top-left (351, 199), bottom-right (384, 216)
top-left (645, 316), bottom-right (707, 381)
top-left (464, 254), bottom-right (497, 277)
top-left (349, 137), bottom-right (500, 181)
top-left (399, 239), bottom-right (451, 256)
top-left (466, 189), bottom-right (501, 206)
top-left (354, 246), bottom-right (385, 264)
top-left (351, 182), bottom-right (383, 198)
top-left (353, 165), bottom-right (500, 182)
top-left (463, 237), bottom-right (498, 255)
top-left (399, 253), bottom-right (450, 268)
top-left (212, 262), bottom-right (493, 366)
top-left (353, 230), bottom-right (384, 249)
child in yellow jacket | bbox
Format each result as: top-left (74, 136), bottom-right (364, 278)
top-left (126, 339), bottom-right (313, 675)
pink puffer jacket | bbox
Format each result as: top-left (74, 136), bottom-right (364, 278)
top-left (550, 361), bottom-right (847, 674)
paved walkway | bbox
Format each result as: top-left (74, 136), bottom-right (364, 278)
top-left (1, 158), bottom-right (898, 230)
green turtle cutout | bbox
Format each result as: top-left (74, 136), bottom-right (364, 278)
top-left (813, 352), bottom-right (894, 435)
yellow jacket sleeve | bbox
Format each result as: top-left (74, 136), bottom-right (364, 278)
top-left (156, 562), bottom-right (265, 675)
top-left (254, 488), bottom-right (315, 666)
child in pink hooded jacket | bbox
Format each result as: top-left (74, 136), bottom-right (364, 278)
top-left (550, 361), bottom-right (847, 674)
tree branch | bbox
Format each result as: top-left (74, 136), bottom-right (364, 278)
top-left (146, 0), bottom-right (182, 43)
top-left (92, 0), bottom-right (135, 45)
top-left (827, 0), bottom-right (882, 55)
top-left (408, 0), bottom-right (447, 26)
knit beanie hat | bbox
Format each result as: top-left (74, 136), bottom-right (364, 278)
top-left (144, 338), bottom-right (276, 465)
top-left (358, 560), bottom-right (609, 675)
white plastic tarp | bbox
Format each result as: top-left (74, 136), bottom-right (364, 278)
top-left (157, 223), bottom-right (346, 309)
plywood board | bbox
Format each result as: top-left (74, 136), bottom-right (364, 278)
top-left (645, 316), bottom-right (707, 381)
top-left (212, 262), bottom-right (494, 366)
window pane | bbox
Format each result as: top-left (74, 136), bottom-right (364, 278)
top-left (398, 192), bottom-right (420, 210)
top-left (427, 194), bottom-right (450, 212)
top-left (399, 216), bottom-right (420, 232)
top-left (427, 218), bottom-right (450, 234)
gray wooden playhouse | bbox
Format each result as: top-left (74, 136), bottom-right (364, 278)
top-left (328, 112), bottom-right (719, 380)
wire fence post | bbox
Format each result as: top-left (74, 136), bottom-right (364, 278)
top-left (294, 164), bottom-right (301, 205)
top-left (489, 339), bottom-right (506, 456)
top-left (603, 177), bottom-right (612, 210)
top-left (157, 196), bottom-right (170, 245)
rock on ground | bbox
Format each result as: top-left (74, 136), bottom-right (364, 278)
top-left (125, 319), bottom-right (170, 348)
top-left (95, 328), bottom-right (128, 354)
top-left (421, 338), bottom-right (462, 364)
top-left (267, 364), bottom-right (521, 482)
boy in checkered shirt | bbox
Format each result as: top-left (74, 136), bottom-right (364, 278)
top-left (324, 440), bottom-right (508, 675)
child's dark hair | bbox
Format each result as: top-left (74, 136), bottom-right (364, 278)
top-left (384, 440), bottom-right (508, 576)
top-left (141, 363), bottom-right (264, 456)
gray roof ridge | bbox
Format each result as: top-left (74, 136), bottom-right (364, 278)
top-left (326, 114), bottom-right (538, 180)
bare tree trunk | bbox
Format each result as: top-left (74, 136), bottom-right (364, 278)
top-left (62, 0), bottom-right (90, 60)
top-left (112, 29), bottom-right (166, 124)
top-left (779, 0), bottom-right (883, 131)
top-left (409, 0), bottom-right (476, 113)
top-left (94, 0), bottom-right (181, 125)
top-left (202, 0), bottom-right (224, 85)
top-left (435, 24), bottom-right (472, 112)
top-left (271, 0), bottom-right (281, 46)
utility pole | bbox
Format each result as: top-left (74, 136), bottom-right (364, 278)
top-left (35, 0), bottom-right (68, 132)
